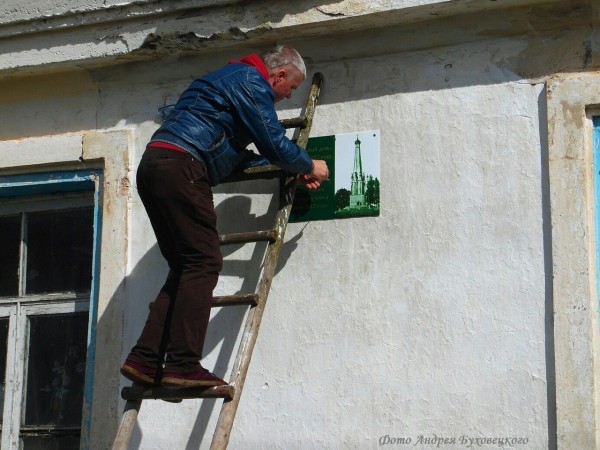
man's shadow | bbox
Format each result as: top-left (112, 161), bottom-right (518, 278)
top-left (124, 180), bottom-right (305, 449)
top-left (124, 177), bottom-right (306, 449)
top-left (185, 179), bottom-right (306, 448)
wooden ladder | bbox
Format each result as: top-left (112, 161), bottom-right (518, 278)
top-left (111, 72), bottom-right (324, 450)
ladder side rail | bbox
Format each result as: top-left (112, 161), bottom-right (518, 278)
top-left (210, 72), bottom-right (323, 450)
top-left (111, 400), bottom-right (142, 450)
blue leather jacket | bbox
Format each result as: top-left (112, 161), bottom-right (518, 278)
top-left (151, 62), bottom-right (313, 186)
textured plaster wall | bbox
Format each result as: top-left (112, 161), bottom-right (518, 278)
top-left (0, 1), bottom-right (598, 449)
top-left (225, 48), bottom-right (548, 450)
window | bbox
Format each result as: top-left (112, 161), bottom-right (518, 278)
top-left (0, 171), bottom-right (101, 450)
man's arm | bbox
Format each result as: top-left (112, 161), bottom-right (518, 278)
top-left (231, 74), bottom-right (315, 174)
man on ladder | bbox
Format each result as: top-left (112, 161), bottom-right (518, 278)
top-left (120, 45), bottom-right (329, 389)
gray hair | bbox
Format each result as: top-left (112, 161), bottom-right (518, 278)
top-left (261, 45), bottom-right (306, 79)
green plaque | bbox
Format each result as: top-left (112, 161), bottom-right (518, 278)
top-left (291, 130), bottom-right (380, 222)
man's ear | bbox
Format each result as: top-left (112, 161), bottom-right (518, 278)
top-left (274, 69), bottom-right (286, 83)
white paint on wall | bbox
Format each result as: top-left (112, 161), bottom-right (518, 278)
top-left (224, 62), bottom-right (548, 450)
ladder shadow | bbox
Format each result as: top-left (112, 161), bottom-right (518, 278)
top-left (183, 191), bottom-right (303, 449)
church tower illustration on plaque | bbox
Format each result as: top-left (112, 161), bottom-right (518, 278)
top-left (350, 135), bottom-right (366, 207)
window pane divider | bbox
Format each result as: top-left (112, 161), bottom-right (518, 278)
top-left (18, 212), bottom-right (26, 297)
top-left (18, 425), bottom-right (81, 432)
top-left (0, 292), bottom-right (90, 305)
top-left (23, 299), bottom-right (89, 315)
top-left (1, 306), bottom-right (24, 450)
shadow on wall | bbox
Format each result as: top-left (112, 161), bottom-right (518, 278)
top-left (111, 184), bottom-right (303, 449)
top-left (537, 85), bottom-right (557, 450)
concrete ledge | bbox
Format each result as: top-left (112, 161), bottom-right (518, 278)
top-left (0, 0), bottom-right (585, 77)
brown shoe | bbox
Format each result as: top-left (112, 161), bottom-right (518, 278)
top-left (121, 360), bottom-right (183, 403)
top-left (162, 367), bottom-right (227, 388)
top-left (120, 359), bottom-right (159, 386)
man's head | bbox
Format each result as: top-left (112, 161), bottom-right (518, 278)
top-left (262, 45), bottom-right (306, 102)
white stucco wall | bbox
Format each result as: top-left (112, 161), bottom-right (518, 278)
top-left (114, 35), bottom-right (551, 450)
top-left (241, 48), bottom-right (546, 450)
top-left (1, 0), bottom-right (599, 449)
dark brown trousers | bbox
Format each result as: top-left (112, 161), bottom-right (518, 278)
top-left (127, 146), bottom-right (223, 373)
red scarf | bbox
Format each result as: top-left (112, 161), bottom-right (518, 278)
top-left (229, 53), bottom-right (269, 80)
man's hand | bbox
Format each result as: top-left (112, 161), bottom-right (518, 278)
top-left (299, 159), bottom-right (329, 190)
top-left (299, 174), bottom-right (321, 190)
top-left (310, 159), bottom-right (329, 181)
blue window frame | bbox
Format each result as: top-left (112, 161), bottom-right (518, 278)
top-left (594, 116), bottom-right (600, 319)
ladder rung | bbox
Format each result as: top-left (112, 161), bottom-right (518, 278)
top-left (279, 116), bottom-right (307, 129)
top-left (213, 294), bottom-right (258, 307)
top-left (219, 230), bottom-right (277, 245)
top-left (121, 385), bottom-right (234, 401)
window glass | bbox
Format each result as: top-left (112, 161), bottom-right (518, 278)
top-left (26, 207), bottom-right (94, 294)
top-left (0, 318), bottom-right (8, 424)
top-left (0, 215), bottom-right (21, 296)
top-left (24, 313), bottom-right (89, 428)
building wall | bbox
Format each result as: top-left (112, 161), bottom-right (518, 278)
top-left (0, 1), bottom-right (599, 449)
